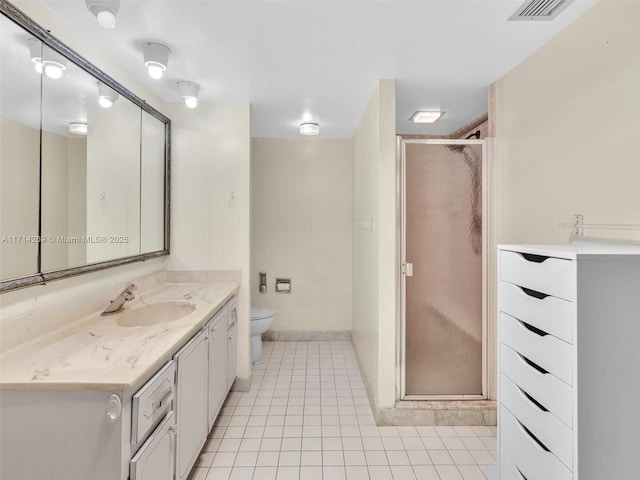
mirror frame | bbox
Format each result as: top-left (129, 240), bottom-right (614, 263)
top-left (0, 0), bottom-right (171, 292)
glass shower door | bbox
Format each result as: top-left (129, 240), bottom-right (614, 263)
top-left (402, 140), bottom-right (484, 397)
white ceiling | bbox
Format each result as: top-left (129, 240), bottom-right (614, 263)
top-left (35, 0), bottom-right (598, 138)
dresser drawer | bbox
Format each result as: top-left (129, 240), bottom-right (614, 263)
top-left (500, 281), bottom-right (575, 344)
top-left (500, 312), bottom-right (573, 386)
top-left (500, 408), bottom-right (572, 480)
top-left (500, 374), bottom-right (573, 470)
top-left (500, 450), bottom-right (527, 480)
top-left (500, 343), bottom-right (573, 428)
top-left (500, 250), bottom-right (576, 301)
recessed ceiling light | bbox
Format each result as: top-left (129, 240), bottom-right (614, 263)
top-left (299, 122), bottom-right (319, 136)
top-left (69, 122), bottom-right (88, 136)
top-left (410, 110), bottom-right (445, 124)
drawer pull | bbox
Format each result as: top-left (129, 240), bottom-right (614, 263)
top-left (516, 352), bottom-right (549, 374)
top-left (519, 252), bottom-right (550, 264)
top-left (516, 467), bottom-right (529, 480)
top-left (517, 385), bottom-right (549, 412)
top-left (518, 319), bottom-right (549, 337)
top-left (517, 419), bottom-right (551, 453)
top-left (151, 389), bottom-right (172, 414)
top-left (520, 286), bottom-right (550, 300)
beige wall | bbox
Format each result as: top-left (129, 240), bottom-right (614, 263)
top-left (251, 138), bottom-right (352, 332)
top-left (86, 102), bottom-right (141, 263)
top-left (0, 117), bottom-right (40, 281)
top-left (167, 102), bottom-right (252, 386)
top-left (487, 0), bottom-right (640, 399)
top-left (493, 0), bottom-right (640, 245)
top-left (352, 79), bottom-right (397, 410)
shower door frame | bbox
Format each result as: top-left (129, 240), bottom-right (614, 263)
top-left (398, 138), bottom-right (489, 401)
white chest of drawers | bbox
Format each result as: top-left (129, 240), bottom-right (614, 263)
top-left (497, 243), bottom-right (640, 480)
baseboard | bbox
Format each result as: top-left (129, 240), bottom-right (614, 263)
top-left (231, 376), bottom-right (252, 392)
top-left (262, 330), bottom-right (352, 341)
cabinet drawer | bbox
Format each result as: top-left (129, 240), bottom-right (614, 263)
top-left (500, 312), bottom-right (573, 386)
top-left (500, 450), bottom-right (528, 480)
top-left (132, 361), bottom-right (176, 446)
top-left (500, 408), bottom-right (572, 480)
top-left (500, 343), bottom-right (572, 428)
top-left (226, 296), bottom-right (237, 330)
top-left (500, 250), bottom-right (576, 301)
top-left (500, 375), bottom-right (573, 470)
top-left (130, 411), bottom-right (175, 480)
top-left (500, 281), bottom-right (575, 344)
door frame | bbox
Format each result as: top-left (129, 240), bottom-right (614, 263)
top-left (397, 137), bottom-right (490, 401)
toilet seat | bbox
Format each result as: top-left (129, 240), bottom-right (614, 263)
top-left (251, 306), bottom-right (274, 321)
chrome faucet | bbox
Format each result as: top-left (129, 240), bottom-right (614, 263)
top-left (101, 284), bottom-right (137, 316)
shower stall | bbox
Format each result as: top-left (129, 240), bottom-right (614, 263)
top-left (399, 138), bottom-right (487, 400)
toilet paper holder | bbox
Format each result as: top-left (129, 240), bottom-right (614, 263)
top-left (275, 278), bottom-right (291, 294)
top-left (259, 272), bottom-right (267, 294)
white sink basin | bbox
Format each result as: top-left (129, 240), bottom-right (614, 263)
top-left (116, 302), bottom-right (196, 327)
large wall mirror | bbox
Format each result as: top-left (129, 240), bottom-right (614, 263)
top-left (0, 1), bottom-right (170, 292)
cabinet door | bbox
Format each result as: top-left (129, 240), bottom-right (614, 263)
top-left (227, 324), bottom-right (238, 391)
top-left (208, 309), bottom-right (228, 430)
top-left (174, 330), bottom-right (208, 480)
top-left (130, 411), bottom-right (176, 480)
top-left (226, 297), bottom-right (238, 391)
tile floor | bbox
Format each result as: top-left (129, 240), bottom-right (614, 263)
top-left (189, 341), bottom-right (497, 480)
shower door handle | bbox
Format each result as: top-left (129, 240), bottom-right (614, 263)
top-left (403, 263), bottom-right (413, 277)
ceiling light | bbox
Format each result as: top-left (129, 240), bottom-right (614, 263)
top-left (299, 122), bottom-right (320, 136)
top-left (69, 122), bottom-right (88, 136)
top-left (85, 0), bottom-right (120, 29)
top-left (98, 82), bottom-right (119, 108)
top-left (410, 110), bottom-right (445, 124)
top-left (27, 38), bottom-right (42, 74)
top-left (142, 42), bottom-right (170, 79)
top-left (177, 81), bottom-right (200, 108)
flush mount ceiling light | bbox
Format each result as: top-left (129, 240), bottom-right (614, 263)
top-left (299, 122), bottom-right (320, 136)
top-left (97, 82), bottom-right (119, 108)
top-left (41, 50), bottom-right (67, 79)
top-left (142, 42), bottom-right (170, 79)
top-left (410, 110), bottom-right (445, 124)
top-left (69, 122), bottom-right (88, 136)
top-left (177, 81), bottom-right (200, 108)
top-left (27, 38), bottom-right (43, 74)
top-left (85, 0), bottom-right (120, 29)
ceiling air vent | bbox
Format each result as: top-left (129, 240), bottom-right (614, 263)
top-left (509, 0), bottom-right (575, 21)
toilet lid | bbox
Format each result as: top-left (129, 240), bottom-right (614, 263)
top-left (251, 306), bottom-right (274, 321)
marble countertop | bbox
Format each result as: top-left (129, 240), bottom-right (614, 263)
top-left (0, 282), bottom-right (238, 391)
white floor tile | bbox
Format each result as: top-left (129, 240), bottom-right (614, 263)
top-left (368, 465), bottom-right (393, 480)
top-left (253, 466), bottom-right (277, 480)
top-left (206, 467), bottom-right (232, 480)
top-left (299, 466), bottom-right (323, 480)
top-left (390, 465), bottom-right (416, 480)
top-left (345, 466), bottom-right (369, 480)
top-left (188, 342), bottom-right (497, 480)
top-left (229, 466), bottom-right (254, 480)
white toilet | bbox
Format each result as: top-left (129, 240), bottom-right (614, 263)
top-left (251, 306), bottom-right (275, 364)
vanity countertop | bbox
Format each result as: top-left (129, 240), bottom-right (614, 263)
top-left (0, 282), bottom-right (238, 391)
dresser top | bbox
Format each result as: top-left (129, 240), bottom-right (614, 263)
top-left (499, 242), bottom-right (640, 260)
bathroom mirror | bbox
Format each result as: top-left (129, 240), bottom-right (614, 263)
top-left (0, 0), bottom-right (170, 291)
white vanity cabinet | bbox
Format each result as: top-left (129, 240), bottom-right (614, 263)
top-left (174, 328), bottom-right (209, 480)
top-left (497, 244), bottom-right (640, 480)
top-left (0, 292), bottom-right (239, 480)
top-left (208, 305), bottom-right (228, 429)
